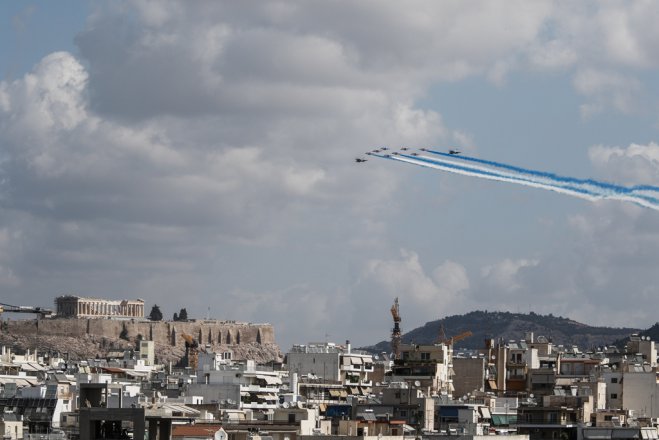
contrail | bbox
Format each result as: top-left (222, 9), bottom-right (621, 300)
top-left (369, 149), bottom-right (659, 210)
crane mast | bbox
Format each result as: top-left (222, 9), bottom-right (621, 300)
top-left (390, 297), bottom-right (402, 360)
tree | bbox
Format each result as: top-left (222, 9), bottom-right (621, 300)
top-left (149, 305), bottom-right (163, 321)
top-left (119, 322), bottom-right (129, 340)
top-left (178, 308), bottom-right (188, 321)
top-left (173, 312), bottom-right (179, 321)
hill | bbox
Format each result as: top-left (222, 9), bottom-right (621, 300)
top-left (0, 318), bottom-right (282, 364)
top-left (363, 310), bottom-right (641, 354)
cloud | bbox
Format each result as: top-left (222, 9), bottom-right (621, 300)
top-left (362, 250), bottom-right (470, 316)
top-left (573, 69), bottom-right (641, 117)
top-left (589, 142), bottom-right (659, 185)
top-left (481, 258), bottom-right (540, 293)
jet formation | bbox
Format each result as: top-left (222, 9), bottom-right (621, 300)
top-left (355, 147), bottom-right (461, 162)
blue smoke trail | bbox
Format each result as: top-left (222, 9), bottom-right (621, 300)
top-left (371, 150), bottom-right (659, 210)
top-left (424, 148), bottom-right (659, 195)
top-left (394, 153), bottom-right (601, 199)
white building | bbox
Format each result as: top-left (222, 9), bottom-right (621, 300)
top-left (287, 341), bottom-right (374, 386)
top-left (189, 356), bottom-right (283, 410)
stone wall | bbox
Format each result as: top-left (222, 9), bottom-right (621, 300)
top-left (4, 318), bottom-right (276, 350)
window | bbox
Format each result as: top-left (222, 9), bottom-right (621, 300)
top-left (400, 410), bottom-right (408, 417)
top-left (421, 352), bottom-right (430, 360)
top-left (611, 393), bottom-right (618, 399)
top-left (611, 378), bottom-right (618, 384)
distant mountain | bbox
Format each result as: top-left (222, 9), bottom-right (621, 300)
top-left (362, 310), bottom-right (641, 354)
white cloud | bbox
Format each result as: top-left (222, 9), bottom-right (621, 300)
top-left (589, 142), bottom-right (659, 185)
top-left (481, 258), bottom-right (540, 293)
top-left (363, 250), bottom-right (470, 316)
top-left (527, 40), bottom-right (578, 70)
top-left (573, 69), bottom-right (641, 117)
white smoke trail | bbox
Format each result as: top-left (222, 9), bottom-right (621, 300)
top-left (375, 151), bottom-right (659, 210)
top-left (392, 154), bottom-right (602, 202)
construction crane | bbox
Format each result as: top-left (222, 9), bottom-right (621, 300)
top-left (0, 302), bottom-right (53, 318)
top-left (440, 330), bottom-right (473, 346)
top-left (390, 297), bottom-right (402, 360)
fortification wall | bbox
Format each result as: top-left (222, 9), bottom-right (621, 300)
top-left (5, 318), bottom-right (276, 351)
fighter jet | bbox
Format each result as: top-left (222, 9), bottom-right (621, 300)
top-left (355, 158), bottom-right (368, 163)
top-left (449, 149), bottom-right (461, 155)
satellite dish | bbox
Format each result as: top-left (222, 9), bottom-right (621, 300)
top-left (227, 399), bottom-right (234, 405)
top-left (414, 380), bottom-right (421, 387)
top-left (283, 402), bottom-right (290, 408)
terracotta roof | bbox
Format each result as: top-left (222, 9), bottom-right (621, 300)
top-left (172, 425), bottom-right (223, 438)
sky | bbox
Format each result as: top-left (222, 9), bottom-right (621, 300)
top-left (3, 1), bottom-right (659, 351)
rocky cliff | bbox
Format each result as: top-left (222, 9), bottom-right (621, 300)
top-left (0, 318), bottom-right (282, 364)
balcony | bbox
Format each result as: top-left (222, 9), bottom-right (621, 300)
top-left (341, 364), bottom-right (360, 372)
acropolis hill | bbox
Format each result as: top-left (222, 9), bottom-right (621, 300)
top-left (0, 318), bottom-right (281, 364)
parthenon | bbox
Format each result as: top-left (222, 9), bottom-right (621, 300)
top-left (55, 295), bottom-right (145, 319)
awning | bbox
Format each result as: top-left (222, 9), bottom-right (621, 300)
top-left (349, 386), bottom-right (360, 395)
top-left (339, 390), bottom-right (348, 398)
top-left (21, 362), bottom-right (46, 372)
top-left (263, 376), bottom-right (282, 385)
top-left (479, 407), bottom-right (492, 419)
top-left (402, 424), bottom-right (416, 433)
top-left (642, 428), bottom-right (658, 440)
top-left (488, 380), bottom-right (498, 390)
top-left (351, 357), bottom-right (363, 365)
top-left (329, 389), bottom-right (341, 397)
top-left (359, 412), bottom-right (377, 421)
top-left (0, 377), bottom-right (39, 387)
